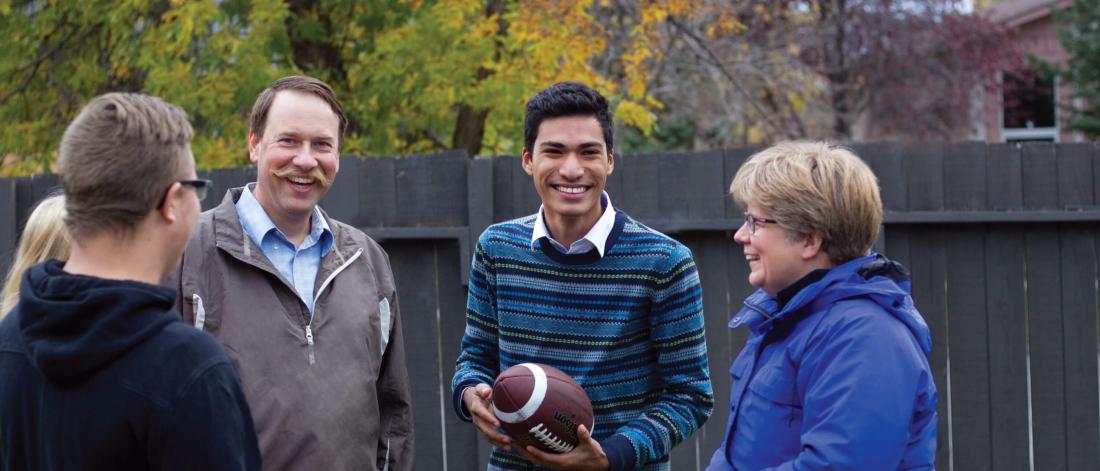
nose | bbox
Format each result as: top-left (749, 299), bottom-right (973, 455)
top-left (733, 222), bottom-right (751, 245)
top-left (558, 153), bottom-right (584, 179)
top-left (292, 144), bottom-right (319, 170)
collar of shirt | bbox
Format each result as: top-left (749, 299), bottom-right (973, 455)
top-left (235, 183), bottom-right (333, 257)
top-left (530, 191), bottom-right (616, 257)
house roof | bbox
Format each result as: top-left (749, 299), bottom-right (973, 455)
top-left (984, 0), bottom-right (1071, 28)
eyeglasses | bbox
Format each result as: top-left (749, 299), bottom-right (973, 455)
top-left (156, 179), bottom-right (213, 209)
top-left (743, 211), bottom-right (778, 234)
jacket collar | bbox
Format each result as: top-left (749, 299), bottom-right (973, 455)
top-left (210, 187), bottom-right (359, 292)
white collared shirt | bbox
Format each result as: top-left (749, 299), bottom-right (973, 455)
top-left (530, 191), bottom-right (616, 257)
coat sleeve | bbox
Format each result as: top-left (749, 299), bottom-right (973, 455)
top-left (149, 361), bottom-right (262, 471)
top-left (376, 281), bottom-right (415, 470)
top-left (601, 245), bottom-right (714, 471)
top-left (450, 237), bottom-right (500, 421)
top-left (764, 300), bottom-right (936, 471)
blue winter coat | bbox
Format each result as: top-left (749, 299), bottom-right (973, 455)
top-left (707, 253), bottom-right (937, 470)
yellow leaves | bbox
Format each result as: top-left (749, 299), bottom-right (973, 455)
top-left (617, 100), bottom-right (656, 135)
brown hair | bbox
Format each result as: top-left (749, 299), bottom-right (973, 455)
top-left (57, 93), bottom-right (194, 241)
top-left (1, 195), bottom-right (73, 315)
top-left (248, 76), bottom-right (348, 143)
top-left (730, 141), bottom-right (883, 263)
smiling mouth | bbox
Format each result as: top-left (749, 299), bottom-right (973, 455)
top-left (553, 185), bottom-right (589, 194)
top-left (286, 176), bottom-right (316, 186)
top-left (745, 254), bottom-right (760, 262)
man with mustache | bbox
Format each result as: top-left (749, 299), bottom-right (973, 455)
top-left (165, 76), bottom-right (414, 470)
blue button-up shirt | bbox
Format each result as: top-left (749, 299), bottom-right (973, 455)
top-left (235, 184), bottom-right (333, 316)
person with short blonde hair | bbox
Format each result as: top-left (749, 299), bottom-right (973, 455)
top-left (1, 194), bottom-right (71, 316)
top-left (708, 141), bottom-right (938, 470)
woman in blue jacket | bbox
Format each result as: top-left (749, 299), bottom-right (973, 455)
top-left (708, 142), bottom-right (938, 470)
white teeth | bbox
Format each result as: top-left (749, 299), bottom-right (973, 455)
top-left (745, 255), bottom-right (759, 261)
top-left (554, 186), bottom-right (586, 194)
top-left (288, 177), bottom-right (314, 185)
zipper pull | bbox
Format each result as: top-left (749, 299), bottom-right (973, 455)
top-left (305, 325), bottom-right (316, 365)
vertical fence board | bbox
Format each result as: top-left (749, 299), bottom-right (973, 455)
top-left (944, 142), bottom-right (987, 211)
top-left (858, 142), bottom-right (908, 212)
top-left (395, 156), bottom-right (433, 227)
top-left (13, 177), bottom-right (32, 235)
top-left (697, 233), bottom-right (733, 466)
top-left (907, 226), bottom-right (950, 470)
top-left (492, 156), bottom-right (515, 222)
top-left (361, 157), bottom-right (397, 227)
top-left (385, 240), bottom-right (445, 471)
top-left (621, 154), bottom-right (661, 221)
top-left (906, 144), bottom-right (944, 211)
top-left (945, 227), bottom-right (991, 470)
top-left (1060, 226), bottom-right (1100, 471)
top-left (658, 153), bottom-right (692, 221)
top-left (510, 157), bottom-right (539, 220)
top-left (986, 144), bottom-right (1023, 210)
top-left (468, 157), bottom-right (495, 246)
top-left (430, 152), bottom-right (469, 226)
top-left (722, 147), bottom-right (753, 219)
top-left (0, 179), bottom-right (16, 277)
top-left (1022, 144), bottom-right (1059, 210)
top-left (670, 234), bottom-right (703, 470)
top-left (985, 227), bottom-right (1029, 471)
top-left (1026, 227), bottom-right (1067, 471)
top-left (1057, 144), bottom-right (1095, 208)
top-left (321, 156), bottom-right (361, 225)
top-left (435, 240), bottom-right (482, 471)
top-left (687, 151), bottom-right (726, 221)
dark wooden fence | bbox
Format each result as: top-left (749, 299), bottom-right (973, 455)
top-left (1, 143), bottom-right (1098, 471)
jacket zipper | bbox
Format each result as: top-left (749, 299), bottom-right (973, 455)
top-left (743, 300), bottom-right (774, 319)
top-left (303, 248), bottom-right (364, 366)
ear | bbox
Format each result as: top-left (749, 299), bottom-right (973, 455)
top-left (800, 233), bottom-right (824, 261)
top-left (247, 130), bottom-right (260, 164)
top-left (607, 150), bottom-right (615, 175)
top-left (159, 182), bottom-right (183, 224)
top-left (521, 148), bottom-right (534, 176)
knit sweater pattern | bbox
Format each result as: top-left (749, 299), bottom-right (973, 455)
top-left (452, 210), bottom-right (713, 471)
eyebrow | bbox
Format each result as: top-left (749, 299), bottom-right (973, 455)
top-left (275, 132), bottom-right (335, 143)
top-left (538, 141), bottom-right (604, 150)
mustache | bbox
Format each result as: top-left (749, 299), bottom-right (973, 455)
top-left (271, 165), bottom-right (332, 187)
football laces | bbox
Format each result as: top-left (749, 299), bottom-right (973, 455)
top-left (528, 422), bottom-right (574, 453)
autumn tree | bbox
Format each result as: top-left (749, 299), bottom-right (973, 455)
top-left (630, 0), bottom-right (1020, 149)
top-left (1, 0), bottom-right (711, 176)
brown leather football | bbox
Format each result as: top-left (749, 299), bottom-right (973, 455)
top-left (491, 363), bottom-right (594, 454)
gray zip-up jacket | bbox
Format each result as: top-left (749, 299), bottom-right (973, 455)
top-left (165, 188), bottom-right (414, 471)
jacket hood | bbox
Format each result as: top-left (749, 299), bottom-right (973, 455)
top-left (740, 253), bottom-right (933, 355)
top-left (17, 260), bottom-right (179, 386)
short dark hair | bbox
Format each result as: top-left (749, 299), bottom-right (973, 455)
top-left (58, 93), bottom-right (193, 240)
top-left (523, 82), bottom-right (613, 154)
top-left (248, 75), bottom-right (348, 142)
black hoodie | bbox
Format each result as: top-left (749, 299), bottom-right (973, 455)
top-left (0, 260), bottom-right (261, 470)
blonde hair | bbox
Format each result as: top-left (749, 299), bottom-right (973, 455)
top-left (730, 141), bottom-right (882, 263)
top-left (1, 195), bottom-right (73, 315)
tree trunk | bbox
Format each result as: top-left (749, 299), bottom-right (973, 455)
top-left (451, 0), bottom-right (508, 158)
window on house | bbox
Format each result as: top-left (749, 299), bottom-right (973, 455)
top-left (1002, 71), bottom-right (1057, 142)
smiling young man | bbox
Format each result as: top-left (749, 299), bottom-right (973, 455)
top-left (452, 82), bottom-right (713, 471)
top-left (165, 76), bottom-right (414, 470)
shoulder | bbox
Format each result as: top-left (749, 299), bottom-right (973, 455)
top-left (478, 214), bottom-right (537, 249)
top-left (617, 213), bottom-right (696, 266)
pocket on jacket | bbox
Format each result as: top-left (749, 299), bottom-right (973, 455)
top-left (747, 366), bottom-right (802, 408)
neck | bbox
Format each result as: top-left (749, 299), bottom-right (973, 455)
top-left (269, 210), bottom-right (312, 247)
top-left (62, 231), bottom-right (169, 285)
top-left (544, 207), bottom-right (603, 248)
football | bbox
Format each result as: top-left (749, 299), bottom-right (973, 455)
top-left (491, 363), bottom-right (594, 454)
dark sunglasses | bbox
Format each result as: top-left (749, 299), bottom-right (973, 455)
top-left (156, 179), bottom-right (213, 209)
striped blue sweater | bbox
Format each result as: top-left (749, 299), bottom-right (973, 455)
top-left (452, 210), bottom-right (713, 471)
